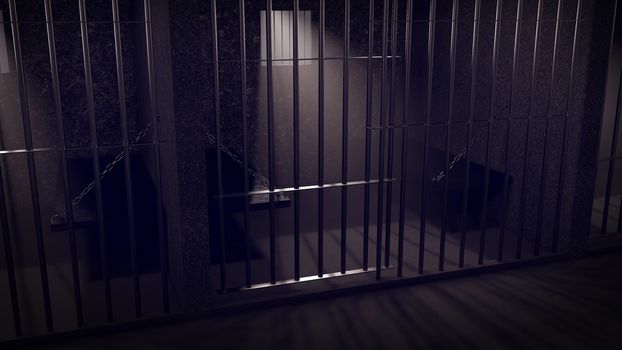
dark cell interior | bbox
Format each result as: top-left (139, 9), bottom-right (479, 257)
top-left (0, 0), bottom-right (620, 344)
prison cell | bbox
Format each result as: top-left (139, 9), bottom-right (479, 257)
top-left (0, 0), bottom-right (620, 343)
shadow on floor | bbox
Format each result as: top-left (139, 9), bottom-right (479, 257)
top-left (17, 251), bottom-right (622, 350)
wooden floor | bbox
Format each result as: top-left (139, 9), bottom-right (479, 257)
top-left (15, 248), bottom-right (622, 350)
top-left (1, 208), bottom-right (543, 340)
top-left (213, 210), bottom-right (540, 290)
top-left (0, 262), bottom-right (176, 340)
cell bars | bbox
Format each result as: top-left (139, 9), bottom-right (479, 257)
top-left (208, 0), bottom-right (590, 291)
top-left (0, 0), bottom-right (617, 342)
top-left (0, 0), bottom-right (170, 338)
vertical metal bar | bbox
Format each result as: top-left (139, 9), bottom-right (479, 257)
top-left (112, 0), bottom-right (141, 318)
top-left (341, 0), bottom-right (350, 274)
top-left (374, 0), bottom-right (390, 280)
top-left (44, 0), bottom-right (84, 326)
top-left (397, 0), bottom-right (413, 277)
top-left (9, 0), bottom-right (54, 332)
top-left (602, 0), bottom-right (622, 238)
top-left (601, 75), bottom-right (622, 236)
top-left (210, 0), bottom-right (227, 292)
top-left (0, 167), bottom-right (21, 336)
top-left (439, 0), bottom-right (459, 271)
top-left (498, 0), bottom-right (523, 262)
top-left (318, 0), bottom-right (325, 278)
top-left (418, 0), bottom-right (436, 274)
top-left (240, 0), bottom-right (252, 288)
top-left (553, 0), bottom-right (582, 250)
top-left (534, 0), bottom-right (563, 256)
top-left (144, 0), bottom-right (169, 311)
top-left (383, 0), bottom-right (399, 269)
top-left (265, 0), bottom-right (277, 284)
top-left (293, 0), bottom-right (301, 281)
top-left (279, 12), bottom-right (283, 62)
top-left (517, 0), bottom-right (543, 259)
top-left (292, 0), bottom-right (301, 281)
top-left (458, 0), bottom-right (481, 268)
top-left (78, 0), bottom-right (113, 321)
top-left (363, 0), bottom-right (375, 271)
top-left (477, 0), bottom-right (502, 265)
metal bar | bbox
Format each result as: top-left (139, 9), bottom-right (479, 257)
top-left (218, 178), bottom-right (397, 199)
top-left (112, 0), bottom-right (141, 318)
top-left (591, 2), bottom-right (619, 234)
top-left (0, 143), bottom-right (173, 155)
top-left (458, 0), bottom-right (481, 268)
top-left (384, 0), bottom-right (399, 269)
top-left (9, 0), bottom-right (54, 332)
top-left (1, 18), bottom-right (587, 25)
top-left (364, 114), bottom-right (563, 129)
top-left (397, 0), bottom-right (414, 277)
top-left (602, 0), bottom-right (622, 238)
top-left (498, 0), bottom-right (523, 262)
top-left (227, 55), bottom-right (412, 64)
top-left (601, 74), bottom-right (622, 236)
top-left (318, 0), bottom-right (325, 278)
top-left (517, 0), bottom-right (543, 260)
top-left (242, 265), bottom-right (389, 290)
top-left (366, 18), bottom-right (582, 23)
top-left (0, 112), bottom-right (572, 151)
top-left (439, 0), bottom-right (459, 271)
top-left (239, 0), bottom-right (252, 288)
top-left (418, 0), bottom-right (436, 274)
top-left (44, 0), bottom-right (84, 326)
top-left (592, 0), bottom-right (619, 232)
top-left (293, 0), bottom-right (300, 281)
top-left (375, 0), bottom-right (390, 280)
top-left (598, 156), bottom-right (622, 162)
top-left (266, 0), bottom-right (277, 284)
top-left (210, 0), bottom-right (227, 292)
top-left (363, 0), bottom-right (375, 271)
top-left (144, 0), bottom-right (169, 311)
top-left (0, 164), bottom-right (21, 336)
top-left (5, 116), bottom-right (589, 151)
top-left (534, 0), bottom-right (563, 256)
top-left (341, 0), bottom-right (350, 274)
top-left (477, 0), bottom-right (503, 265)
top-left (78, 0), bottom-right (113, 321)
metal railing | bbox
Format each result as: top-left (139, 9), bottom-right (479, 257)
top-left (0, 0), bottom-right (619, 345)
